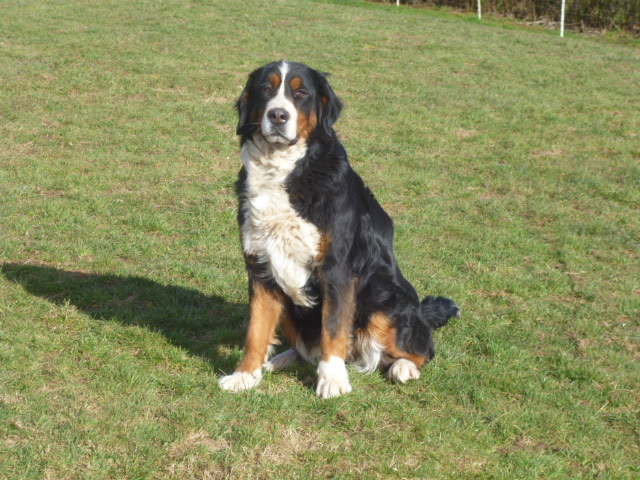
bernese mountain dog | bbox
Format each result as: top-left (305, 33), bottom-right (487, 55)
top-left (219, 61), bottom-right (460, 398)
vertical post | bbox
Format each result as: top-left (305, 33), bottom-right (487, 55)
top-left (397, 0), bottom-right (400, 6)
top-left (560, 0), bottom-right (566, 37)
top-left (478, 0), bottom-right (482, 20)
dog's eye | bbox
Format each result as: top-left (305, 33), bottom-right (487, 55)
top-left (262, 86), bottom-right (274, 94)
top-left (293, 89), bottom-right (309, 99)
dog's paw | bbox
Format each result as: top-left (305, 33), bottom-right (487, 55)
top-left (316, 356), bottom-right (352, 399)
top-left (263, 348), bottom-right (301, 372)
top-left (218, 369), bottom-right (262, 392)
top-left (387, 358), bottom-right (421, 384)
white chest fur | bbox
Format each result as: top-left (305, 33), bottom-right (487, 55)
top-left (240, 136), bottom-right (321, 307)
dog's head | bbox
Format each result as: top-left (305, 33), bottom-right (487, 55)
top-left (236, 61), bottom-right (343, 145)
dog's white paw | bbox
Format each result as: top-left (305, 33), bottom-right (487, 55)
top-left (316, 356), bottom-right (352, 399)
top-left (263, 348), bottom-right (300, 372)
top-left (218, 369), bottom-right (262, 392)
top-left (387, 358), bottom-right (421, 384)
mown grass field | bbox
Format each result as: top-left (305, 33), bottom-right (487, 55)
top-left (1, 0), bottom-right (638, 478)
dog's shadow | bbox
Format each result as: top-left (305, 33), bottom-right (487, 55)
top-left (1, 262), bottom-right (251, 373)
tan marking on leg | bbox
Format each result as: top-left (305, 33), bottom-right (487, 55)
top-left (321, 325), bottom-right (350, 361)
top-left (320, 279), bottom-right (357, 361)
top-left (237, 282), bottom-right (285, 373)
top-left (278, 309), bottom-right (299, 347)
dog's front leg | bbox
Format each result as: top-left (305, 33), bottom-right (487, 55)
top-left (316, 279), bottom-right (357, 398)
top-left (219, 281), bottom-right (283, 392)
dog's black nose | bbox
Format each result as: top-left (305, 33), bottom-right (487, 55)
top-left (267, 108), bottom-right (289, 125)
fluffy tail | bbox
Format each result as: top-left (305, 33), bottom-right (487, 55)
top-left (421, 296), bottom-right (461, 329)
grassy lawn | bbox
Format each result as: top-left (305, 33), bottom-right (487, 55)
top-left (1, 0), bottom-right (638, 478)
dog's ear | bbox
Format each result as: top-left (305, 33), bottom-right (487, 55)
top-left (236, 68), bottom-right (261, 136)
top-left (236, 86), bottom-right (250, 136)
top-left (316, 71), bottom-right (343, 140)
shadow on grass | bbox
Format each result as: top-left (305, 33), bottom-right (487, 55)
top-left (1, 262), bottom-right (248, 372)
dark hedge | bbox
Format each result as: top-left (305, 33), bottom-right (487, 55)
top-left (385, 0), bottom-right (639, 33)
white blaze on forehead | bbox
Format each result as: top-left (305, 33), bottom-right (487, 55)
top-left (261, 61), bottom-right (298, 143)
top-left (276, 61), bottom-right (289, 99)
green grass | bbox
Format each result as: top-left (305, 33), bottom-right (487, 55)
top-left (1, 0), bottom-right (638, 478)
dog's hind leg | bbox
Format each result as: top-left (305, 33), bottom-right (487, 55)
top-left (263, 348), bottom-right (301, 372)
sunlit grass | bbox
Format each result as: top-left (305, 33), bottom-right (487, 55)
top-left (1, 0), bottom-right (638, 478)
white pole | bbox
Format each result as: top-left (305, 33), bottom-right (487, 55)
top-left (397, 0), bottom-right (399, 6)
top-left (560, 0), bottom-right (566, 37)
top-left (478, 0), bottom-right (482, 20)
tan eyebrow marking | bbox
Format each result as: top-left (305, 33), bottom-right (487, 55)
top-left (268, 73), bottom-right (281, 89)
top-left (289, 76), bottom-right (302, 90)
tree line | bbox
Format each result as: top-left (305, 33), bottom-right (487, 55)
top-left (387, 0), bottom-right (639, 33)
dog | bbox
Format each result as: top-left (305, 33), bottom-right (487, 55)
top-left (218, 61), bottom-right (460, 398)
